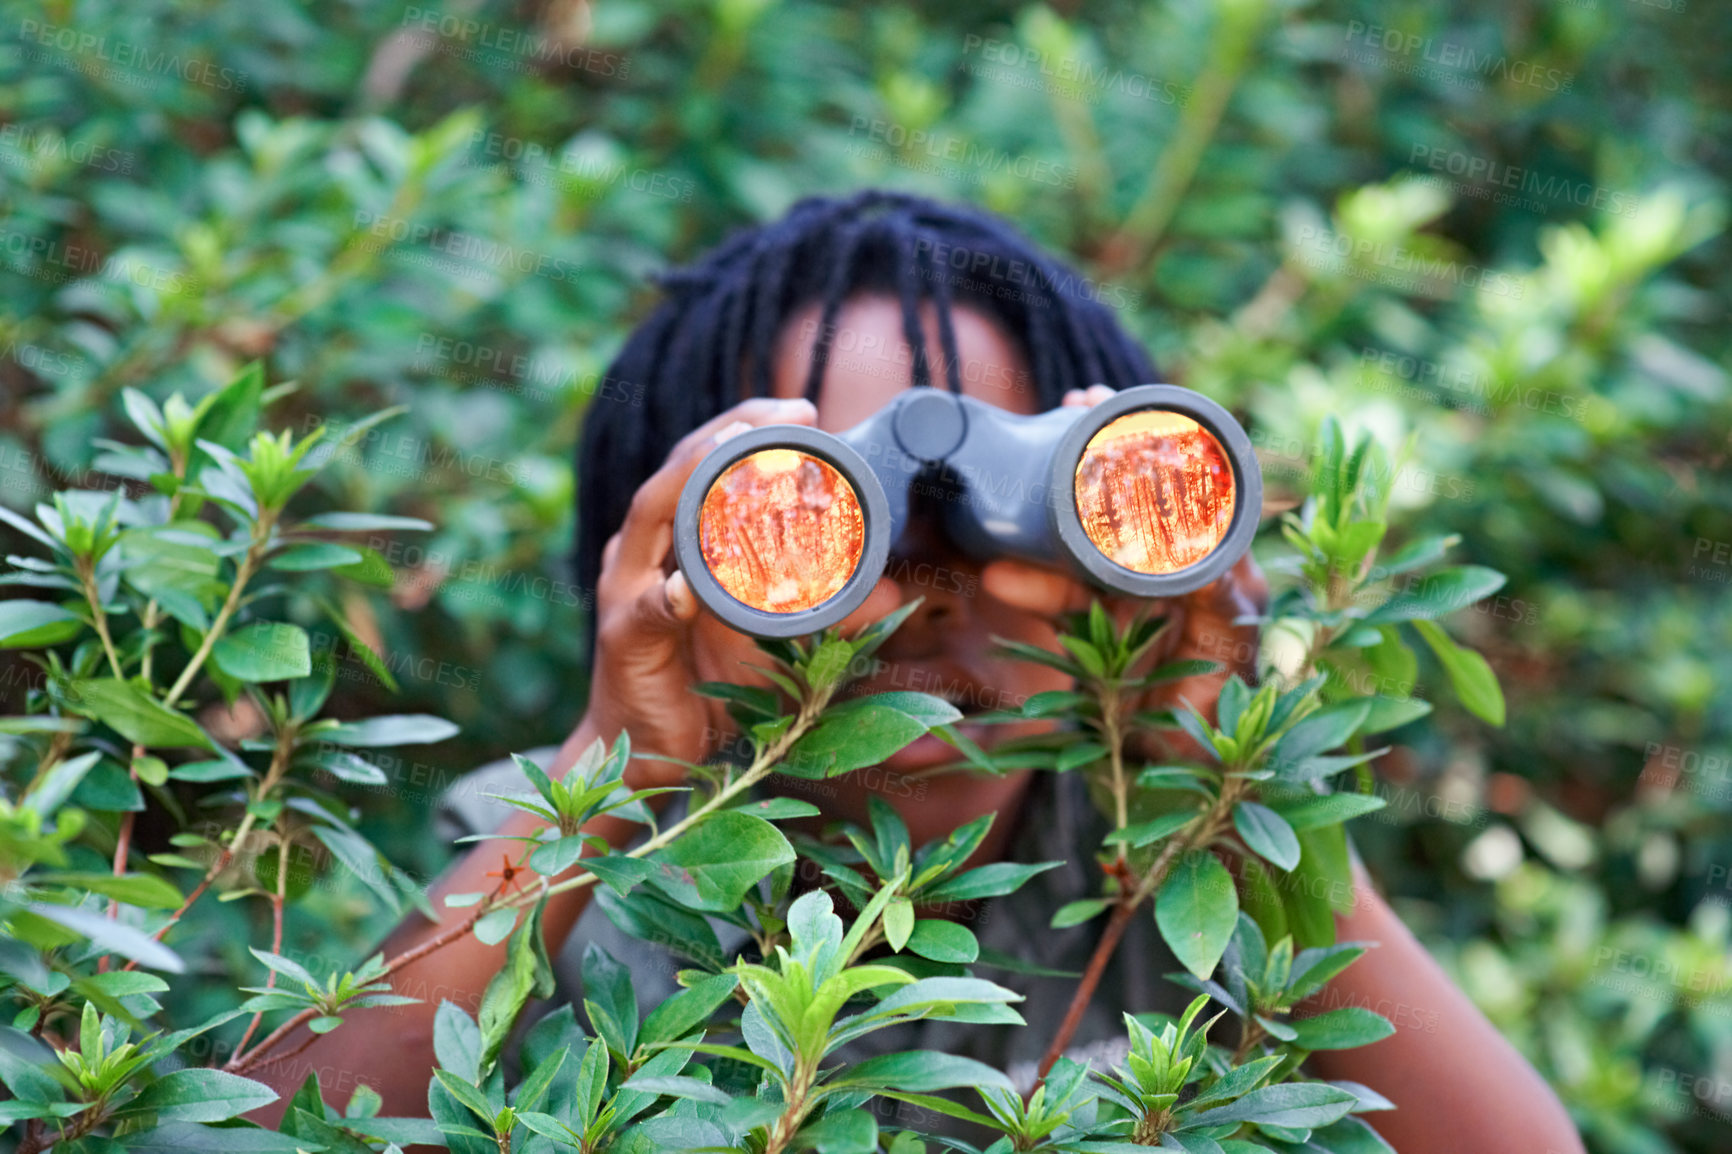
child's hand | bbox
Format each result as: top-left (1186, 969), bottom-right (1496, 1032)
top-left (580, 396), bottom-right (821, 788)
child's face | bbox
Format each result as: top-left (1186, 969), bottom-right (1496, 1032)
top-left (684, 293), bottom-right (1088, 840)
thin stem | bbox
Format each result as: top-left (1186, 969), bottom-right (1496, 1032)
top-left (138, 601), bottom-right (161, 682)
top-left (1035, 895), bottom-right (1139, 1088)
top-left (99, 748), bottom-right (146, 973)
top-left (1030, 792), bottom-right (1231, 1090)
top-left (78, 562), bottom-right (124, 680)
top-left (1232, 1017), bottom-right (1268, 1064)
top-left (21, 730), bottom-right (73, 803)
top-left (1099, 682), bottom-right (1130, 838)
top-left (232, 831), bottom-right (291, 1057)
top-left (164, 519), bottom-right (272, 707)
top-left (1097, 0), bottom-right (1267, 276)
top-left (123, 721), bottom-right (296, 970)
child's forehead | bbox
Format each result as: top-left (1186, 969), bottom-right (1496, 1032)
top-left (768, 294), bottom-right (1040, 432)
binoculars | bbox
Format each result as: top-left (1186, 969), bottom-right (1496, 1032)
top-left (673, 385), bottom-right (1261, 637)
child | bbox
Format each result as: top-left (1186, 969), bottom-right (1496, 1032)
top-left (267, 191), bottom-right (1583, 1153)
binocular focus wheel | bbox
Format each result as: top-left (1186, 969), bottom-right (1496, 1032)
top-left (672, 425), bottom-right (891, 638)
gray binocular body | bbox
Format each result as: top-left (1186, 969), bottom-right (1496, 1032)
top-left (674, 384), bottom-right (1261, 638)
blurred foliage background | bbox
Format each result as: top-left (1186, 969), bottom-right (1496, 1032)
top-left (1, 0), bottom-right (1729, 1149)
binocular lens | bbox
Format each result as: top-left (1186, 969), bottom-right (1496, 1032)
top-left (1074, 410), bottom-right (1237, 576)
top-left (697, 448), bottom-right (866, 612)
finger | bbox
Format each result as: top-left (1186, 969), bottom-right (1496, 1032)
top-left (614, 396), bottom-right (817, 575)
top-left (629, 568), bottom-right (695, 636)
top-left (981, 559), bottom-right (1086, 616)
top-left (1083, 384), bottom-right (1116, 405)
top-left (1062, 388), bottom-right (1087, 407)
top-left (664, 569), bottom-right (698, 622)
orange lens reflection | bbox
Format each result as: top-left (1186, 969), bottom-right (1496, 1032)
top-left (1074, 410), bottom-right (1236, 574)
top-left (698, 449), bottom-right (865, 613)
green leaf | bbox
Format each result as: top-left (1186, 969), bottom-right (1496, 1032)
top-left (298, 749), bottom-right (386, 786)
top-left (267, 543), bottom-right (363, 571)
top-left (1272, 792), bottom-right (1388, 831)
top-left (22, 749), bottom-right (100, 816)
top-left (920, 861), bottom-right (1061, 903)
top-left (0, 600), bottom-right (83, 648)
top-left (478, 900), bottom-right (554, 1074)
top-left (1285, 1007), bottom-right (1395, 1050)
top-left (785, 698), bottom-right (933, 778)
top-left (1184, 1081), bottom-right (1358, 1129)
top-left (311, 825), bottom-right (403, 915)
top-left (1370, 533), bottom-right (1459, 579)
top-left (35, 872), bottom-right (181, 909)
top-left (640, 972), bottom-right (739, 1046)
top-left (1271, 700), bottom-right (1370, 766)
top-left (647, 811), bottom-right (794, 912)
top-left (212, 621), bottom-right (312, 682)
top-left (1360, 566), bottom-right (1506, 625)
top-left (1105, 809), bottom-right (1199, 848)
top-left (1411, 619), bottom-right (1505, 726)
top-left (1356, 695), bottom-right (1431, 734)
top-left (319, 714), bottom-right (459, 746)
top-left (800, 1107), bottom-right (877, 1153)
top-left (121, 1069), bottom-right (278, 1122)
top-left (300, 512), bottom-right (434, 532)
top-left (472, 908), bottom-right (518, 946)
top-left (1155, 851), bottom-right (1238, 979)
top-left (1233, 802), bottom-right (1302, 870)
top-left (618, 1073), bottom-right (731, 1105)
top-left (905, 919), bottom-right (978, 962)
top-left (1051, 899), bottom-right (1112, 928)
top-left (830, 1050), bottom-right (1014, 1094)
top-left (28, 902), bottom-right (184, 972)
top-left (858, 691), bottom-right (965, 728)
top-left (1056, 740), bottom-right (1107, 772)
top-left (883, 898), bottom-right (915, 952)
top-left (432, 1068), bottom-right (495, 1125)
top-left (1020, 690), bottom-right (1087, 717)
top-left (70, 678), bottom-right (212, 749)
top-left (581, 942), bottom-right (638, 1057)
top-left (433, 1001), bottom-right (482, 1083)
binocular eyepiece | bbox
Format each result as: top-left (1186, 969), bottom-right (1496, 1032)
top-left (673, 385), bottom-right (1261, 638)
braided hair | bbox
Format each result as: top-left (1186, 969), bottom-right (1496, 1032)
top-left (574, 189), bottom-right (1158, 645)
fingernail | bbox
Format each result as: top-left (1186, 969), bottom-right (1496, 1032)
top-left (714, 420), bottom-right (752, 444)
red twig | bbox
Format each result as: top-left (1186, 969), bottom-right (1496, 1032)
top-left (1033, 896), bottom-right (1141, 1087)
top-left (232, 837), bottom-right (290, 1057)
top-left (99, 752), bottom-right (144, 974)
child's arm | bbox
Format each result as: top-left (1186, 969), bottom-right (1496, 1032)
top-left (1305, 865), bottom-right (1586, 1154)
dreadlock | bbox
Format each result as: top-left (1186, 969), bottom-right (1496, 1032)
top-left (574, 189), bottom-right (1158, 648)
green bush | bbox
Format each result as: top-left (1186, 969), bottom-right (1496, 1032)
top-left (0, 371), bottom-right (1501, 1151)
top-left (1, 0), bottom-right (1728, 1150)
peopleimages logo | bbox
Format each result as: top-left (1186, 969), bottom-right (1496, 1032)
top-left (401, 7), bottom-right (629, 77)
top-left (846, 118), bottom-right (1076, 191)
top-left (1343, 22), bottom-right (1574, 92)
top-left (1409, 145), bottom-right (1635, 217)
top-left (958, 34), bottom-right (1190, 106)
top-left (351, 210), bottom-right (578, 284)
top-left (907, 237), bottom-right (1140, 311)
top-left (1291, 225), bottom-right (1526, 300)
top-left (18, 19), bottom-right (249, 92)
top-left (0, 124), bottom-right (134, 175)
